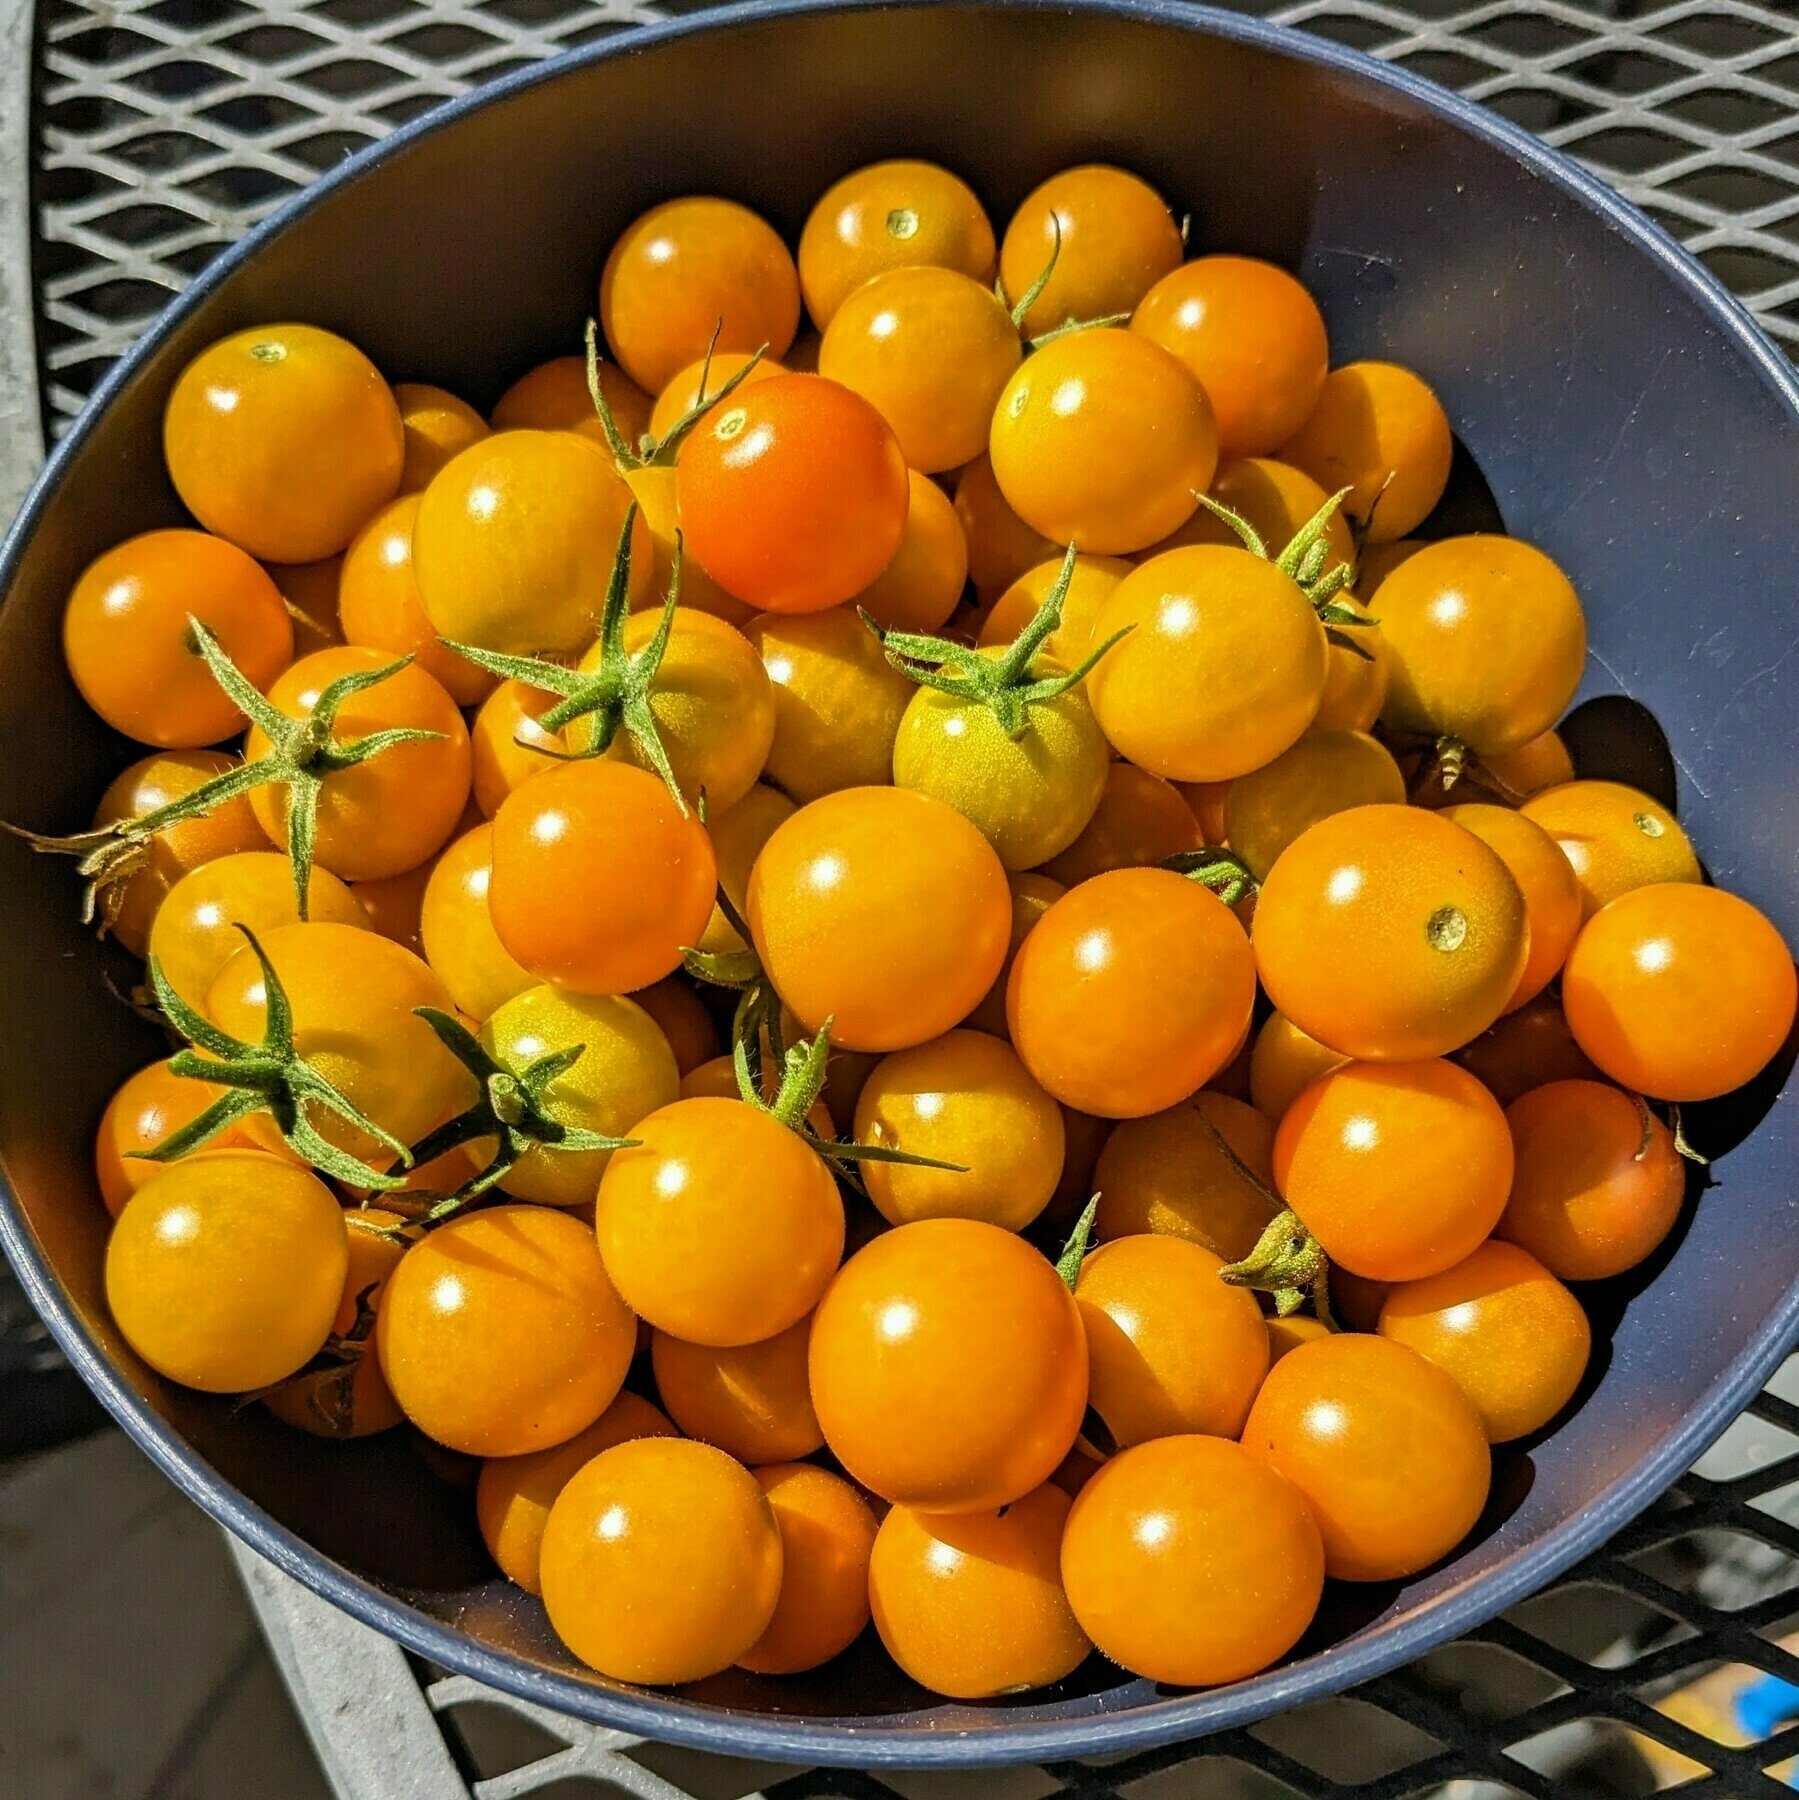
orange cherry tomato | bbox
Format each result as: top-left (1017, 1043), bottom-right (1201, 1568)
top-left (1046, 1106), bottom-right (1113, 1233)
top-left (677, 374), bottom-right (909, 614)
top-left (476, 1391), bottom-right (677, 1594)
top-left (1251, 805), bottom-right (1529, 1060)
top-left (1563, 883), bottom-right (1796, 1101)
top-left (810, 1217), bottom-right (1086, 1511)
top-left (747, 786), bottom-right (1011, 1053)
top-left (1274, 1058), bottom-right (1513, 1282)
top-left (1280, 360), bottom-right (1453, 543)
top-left (855, 468), bottom-right (969, 636)
top-left (977, 552), bottom-right (1132, 669)
top-left (1241, 1332), bottom-right (1490, 1581)
top-left (1520, 780), bottom-right (1701, 921)
top-left (963, 871), bottom-right (1064, 1039)
top-left (540, 1437), bottom-right (783, 1684)
top-left (1147, 455), bottom-right (1355, 572)
top-left (246, 646), bottom-right (472, 882)
top-left (164, 323), bottom-right (404, 562)
top-left (990, 329), bottom-right (1217, 554)
top-left (651, 1311), bottom-right (822, 1463)
top-left (601, 196), bottom-right (801, 397)
top-left (489, 354), bottom-right (653, 449)
top-left (627, 976), bottom-right (718, 1077)
top-left (264, 555), bottom-right (344, 650)
top-left (1008, 868), bottom-right (1256, 1119)
top-left (1093, 1090), bottom-right (1279, 1262)
top-left (1074, 1235), bottom-right (1269, 1446)
top-left (1039, 763), bottom-right (1201, 887)
top-left (740, 1464), bottom-right (879, 1675)
top-left (1500, 1079), bottom-right (1686, 1280)
top-left (469, 678), bottom-right (563, 818)
top-left (489, 760), bottom-right (717, 996)
top-left (1132, 258), bottom-right (1330, 455)
top-left (1062, 1435), bottom-right (1324, 1685)
top-left (1380, 1240), bottom-right (1591, 1443)
top-left (597, 1095), bottom-right (844, 1345)
top-left (799, 159), bottom-right (996, 330)
top-left (954, 452), bottom-right (1059, 604)
top-left (623, 464), bottom-right (756, 628)
top-left (63, 530), bottom-right (294, 748)
top-left (1453, 991), bottom-right (1601, 1105)
top-left (1225, 729), bottom-right (1406, 882)
top-left (1248, 1010), bottom-right (1351, 1125)
top-left (999, 165), bottom-right (1183, 339)
top-left (869, 1483), bottom-right (1089, 1698)
top-left (1443, 803), bottom-right (1582, 1010)
top-left (417, 823), bottom-right (533, 1021)
top-left (648, 350), bottom-right (786, 442)
top-left (1486, 728), bottom-right (1575, 799)
top-left (377, 1205), bottom-right (635, 1457)
top-left (392, 382), bottom-right (488, 493)
top-left (1311, 595), bottom-right (1391, 735)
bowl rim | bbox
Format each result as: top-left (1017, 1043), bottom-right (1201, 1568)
top-left (6, 0), bottom-right (1799, 1767)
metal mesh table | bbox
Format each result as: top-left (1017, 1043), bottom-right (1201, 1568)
top-left (8, 0), bottom-right (1799, 1793)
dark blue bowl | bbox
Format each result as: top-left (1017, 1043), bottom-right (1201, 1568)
top-left (4, 0), bottom-right (1799, 1767)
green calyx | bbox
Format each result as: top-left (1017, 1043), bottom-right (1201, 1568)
top-left (1055, 1193), bottom-right (1100, 1290)
top-left (1163, 847), bottom-right (1259, 909)
top-left (437, 504), bottom-right (690, 814)
top-left (1220, 1207), bottom-right (1332, 1319)
top-left (584, 317), bottom-right (769, 472)
top-left (998, 219), bottom-right (1130, 351)
top-left (133, 925), bottom-right (413, 1190)
top-left (863, 544), bottom-right (1129, 740)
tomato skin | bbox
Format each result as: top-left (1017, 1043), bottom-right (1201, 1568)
top-left (1310, 595), bottom-right (1391, 735)
top-left (677, 374), bottom-right (910, 615)
top-left (1485, 728), bottom-right (1574, 800)
top-left (1251, 805), bottom-right (1529, 1061)
top-left (417, 823), bottom-right (533, 1022)
top-left (106, 1152), bottom-right (347, 1393)
top-left (651, 1312), bottom-right (823, 1464)
top-left (596, 1096), bottom-right (844, 1346)
top-left (740, 1464), bottom-right (879, 1675)
top-left (1453, 991), bottom-right (1600, 1106)
top-left (1248, 1011), bottom-right (1351, 1125)
top-left (622, 465), bottom-right (756, 629)
top-left (1442, 803), bottom-right (1582, 1010)
top-left (1519, 780), bottom-right (1701, 921)
top-left (601, 196), bottom-right (800, 396)
top-left (265, 556), bottom-right (345, 649)
top-left (1241, 1333), bottom-right (1490, 1582)
top-left (1088, 547), bottom-right (1328, 782)
top-left (490, 355), bottom-right (653, 449)
top-left (1500, 1079), bottom-right (1685, 1280)
top-left (648, 351), bottom-right (786, 443)
top-left (964, 871), bottom-right (1064, 1040)
top-left (64, 530), bottom-right (294, 748)
top-left (869, 1483), bottom-right (1089, 1698)
top-left (470, 678), bottom-right (563, 818)
top-left (490, 760), bottom-right (717, 996)
top-left (990, 329), bottom-right (1217, 555)
top-left (748, 786), bottom-right (1011, 1053)
top-left (1075, 1236), bottom-right (1269, 1446)
top-left (954, 453), bottom-right (1058, 604)
top-left (1039, 763), bottom-right (1202, 887)
top-left (1380, 1240), bottom-right (1590, 1443)
top-left (476, 1391), bottom-right (677, 1594)
top-left (810, 1218), bottom-right (1087, 1511)
top-left (1562, 884), bottom-right (1796, 1101)
top-left (977, 553), bottom-right (1132, 669)
top-left (392, 382), bottom-right (488, 493)
top-left (1008, 868), bottom-right (1256, 1120)
top-left (1267, 1314), bottom-right (1330, 1365)
top-left (1062, 1435), bottom-right (1324, 1686)
top-left (1274, 1058), bottom-right (1513, 1282)
top-left (164, 324), bottom-right (404, 562)
top-left (1147, 455), bottom-right (1355, 573)
top-left (628, 976), bottom-right (719, 1077)
top-left (1225, 730), bottom-right (1406, 882)
top-left (540, 1437), bottom-right (784, 1684)
top-left (855, 469), bottom-right (969, 636)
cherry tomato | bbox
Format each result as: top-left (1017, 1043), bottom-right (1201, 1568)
top-left (990, 329), bottom-right (1217, 554)
top-left (1280, 360), bottom-right (1453, 542)
top-left (64, 530), bottom-right (294, 748)
top-left (338, 494), bottom-right (495, 707)
top-left (1311, 595), bottom-right (1392, 734)
top-left (1045, 1106), bottom-right (1113, 1232)
top-left (597, 1095), bottom-right (844, 1344)
top-left (469, 678), bottom-right (563, 818)
top-left (392, 382), bottom-right (488, 493)
top-left (1226, 730), bottom-right (1405, 882)
top-left (747, 786), bottom-right (1011, 1052)
top-left (264, 555), bottom-right (345, 650)
top-left (1094, 1090), bottom-right (1279, 1261)
top-left (963, 871), bottom-right (1063, 1039)
top-left (1486, 727), bottom-right (1574, 800)
top-left (855, 469), bottom-right (969, 636)
top-left (869, 1483), bottom-right (1089, 1698)
top-left (476, 1390), bottom-right (677, 1594)
top-left (1252, 804), bottom-right (1529, 1060)
top-left (648, 350), bottom-right (786, 443)
top-left (954, 453), bottom-right (1058, 604)
top-left (1248, 1011), bottom-right (1351, 1125)
top-left (1146, 454), bottom-right (1355, 572)
top-left (854, 1028), bottom-right (1064, 1230)
top-left (677, 374), bottom-right (909, 614)
top-left (652, 1311), bottom-right (822, 1464)
top-left (628, 976), bottom-right (719, 1077)
top-left (1039, 762), bottom-right (1202, 887)
top-left (977, 552), bottom-right (1131, 669)
top-left (1132, 257), bottom-right (1330, 455)
top-left (799, 159), bottom-right (996, 330)
top-left (246, 646), bottom-right (471, 882)
top-left (740, 1464), bottom-right (879, 1675)
top-left (1241, 1332), bottom-right (1490, 1581)
top-left (999, 165), bottom-right (1183, 339)
top-left (106, 1151), bottom-right (346, 1392)
top-left (1008, 867), bottom-right (1256, 1119)
top-left (1443, 803), bottom-right (1582, 1009)
top-left (417, 823), bottom-right (532, 1021)
top-left (351, 849), bottom-right (438, 954)
top-left (489, 760), bottom-right (717, 995)
top-left (1500, 1078), bottom-right (1685, 1280)
top-left (622, 464), bottom-right (755, 627)
top-left (413, 430), bottom-right (652, 657)
top-left (1380, 1240), bottom-right (1590, 1443)
top-left (601, 196), bottom-right (801, 396)
top-left (810, 1217), bottom-right (1085, 1510)
top-left (1519, 780), bottom-right (1701, 921)
top-left (1453, 991), bottom-right (1601, 1105)
top-left (1562, 884), bottom-right (1796, 1100)
top-left (480, 983), bottom-right (681, 1204)
top-left (1062, 1435), bottom-right (1324, 1685)
top-left (693, 781), bottom-right (796, 955)
top-left (541, 1436), bottom-right (783, 1683)
top-left (489, 354), bottom-right (652, 449)
top-left (1267, 1314), bottom-right (1331, 1365)
top-left (1088, 547), bottom-right (1327, 781)
top-left (1075, 1235), bottom-right (1269, 1446)
top-left (1356, 538), bottom-right (1423, 598)
top-left (164, 324), bottom-right (404, 562)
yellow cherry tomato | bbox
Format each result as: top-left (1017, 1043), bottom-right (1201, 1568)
top-left (976, 552), bottom-right (1132, 669)
top-left (1519, 779), bottom-right (1702, 921)
top-left (954, 452), bottom-right (1059, 605)
top-left (695, 781), bottom-right (796, 956)
top-left (1039, 762), bottom-right (1202, 886)
top-left (1225, 729), bottom-right (1406, 881)
top-left (628, 976), bottom-right (719, 1077)
top-left (392, 382), bottom-right (488, 494)
top-left (1443, 803), bottom-right (1583, 1010)
top-left (739, 1464), bottom-right (879, 1675)
top-left (1249, 1011), bottom-right (1352, 1125)
top-left (417, 823), bottom-right (533, 1022)
top-left (855, 468), bottom-right (970, 636)
top-left (963, 870), bottom-right (1064, 1039)
top-left (651, 1311), bottom-right (823, 1464)
top-left (1311, 593), bottom-right (1391, 734)
top-left (489, 354), bottom-right (652, 448)
top-left (469, 678), bottom-right (563, 819)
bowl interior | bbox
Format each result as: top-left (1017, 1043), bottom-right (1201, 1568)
top-left (4, 0), bottom-right (1799, 1765)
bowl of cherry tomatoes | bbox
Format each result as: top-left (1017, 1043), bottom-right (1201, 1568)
top-left (4, 0), bottom-right (1799, 1769)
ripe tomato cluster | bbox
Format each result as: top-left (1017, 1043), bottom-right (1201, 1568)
top-left (36, 156), bottom-right (1798, 1702)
